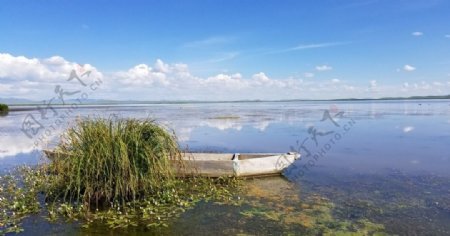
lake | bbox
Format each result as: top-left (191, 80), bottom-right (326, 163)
top-left (1, 100), bottom-right (450, 235)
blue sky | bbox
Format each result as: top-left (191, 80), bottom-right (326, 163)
top-left (0, 0), bottom-right (450, 100)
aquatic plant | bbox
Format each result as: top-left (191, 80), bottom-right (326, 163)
top-left (47, 117), bottom-right (183, 206)
top-left (0, 167), bottom-right (43, 234)
top-left (0, 103), bottom-right (8, 116)
top-left (0, 117), bottom-right (243, 233)
top-left (238, 178), bottom-right (387, 235)
top-left (0, 167), bottom-right (241, 233)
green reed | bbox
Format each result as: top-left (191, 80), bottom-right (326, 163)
top-left (48, 117), bottom-right (182, 207)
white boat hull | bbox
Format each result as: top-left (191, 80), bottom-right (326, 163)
top-left (176, 152), bottom-right (300, 177)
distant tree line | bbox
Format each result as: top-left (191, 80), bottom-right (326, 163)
top-left (0, 103), bottom-right (8, 115)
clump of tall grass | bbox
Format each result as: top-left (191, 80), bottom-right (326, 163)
top-left (48, 117), bottom-right (182, 207)
top-left (0, 103), bottom-right (8, 115)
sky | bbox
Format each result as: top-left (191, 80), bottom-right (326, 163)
top-left (0, 0), bottom-right (450, 101)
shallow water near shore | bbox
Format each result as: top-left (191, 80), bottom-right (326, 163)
top-left (1, 100), bottom-right (450, 235)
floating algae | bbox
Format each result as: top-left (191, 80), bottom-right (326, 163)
top-left (303, 170), bottom-right (450, 235)
top-left (209, 115), bottom-right (240, 120)
top-left (238, 177), bottom-right (387, 235)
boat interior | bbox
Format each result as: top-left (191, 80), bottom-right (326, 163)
top-left (180, 153), bottom-right (287, 161)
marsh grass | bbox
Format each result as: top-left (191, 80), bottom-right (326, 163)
top-left (48, 117), bottom-right (182, 207)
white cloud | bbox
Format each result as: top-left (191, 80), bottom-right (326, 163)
top-left (1, 53), bottom-right (449, 101)
top-left (403, 64), bottom-right (416, 72)
top-left (154, 59), bottom-right (170, 73)
top-left (303, 72), bottom-right (315, 78)
top-left (183, 36), bottom-right (236, 48)
top-left (343, 85), bottom-right (355, 91)
top-left (432, 81), bottom-right (442, 86)
top-left (205, 52), bottom-right (239, 63)
top-left (412, 32), bottom-right (423, 36)
top-left (0, 53), bottom-right (103, 98)
top-left (116, 63), bottom-right (169, 87)
top-left (315, 65), bottom-right (333, 71)
top-left (205, 73), bottom-right (246, 89)
top-left (270, 42), bottom-right (351, 54)
top-left (368, 80), bottom-right (379, 93)
top-left (252, 72), bottom-right (270, 82)
top-left (0, 53), bottom-right (102, 82)
top-left (291, 42), bottom-right (350, 50)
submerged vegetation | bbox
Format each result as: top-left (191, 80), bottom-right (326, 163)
top-left (237, 178), bottom-right (387, 235)
top-left (0, 118), bottom-right (241, 234)
top-left (0, 103), bottom-right (8, 116)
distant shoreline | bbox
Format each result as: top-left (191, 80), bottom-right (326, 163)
top-left (6, 96), bottom-right (449, 112)
top-left (0, 95), bottom-right (450, 106)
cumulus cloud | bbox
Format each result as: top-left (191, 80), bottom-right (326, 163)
top-left (403, 64), bottom-right (416, 72)
top-left (343, 85), bottom-right (355, 91)
top-left (251, 72), bottom-right (269, 82)
top-left (1, 53), bottom-right (449, 101)
top-left (315, 65), bottom-right (332, 71)
top-left (0, 53), bottom-right (102, 82)
top-left (411, 32), bottom-right (423, 36)
top-left (98, 64), bottom-right (370, 100)
top-left (432, 81), bottom-right (442, 86)
top-left (0, 53), bottom-right (103, 98)
top-left (368, 80), bottom-right (378, 93)
top-left (115, 63), bottom-right (170, 86)
top-left (303, 72), bottom-right (315, 78)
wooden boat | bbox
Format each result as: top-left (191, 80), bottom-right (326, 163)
top-left (43, 150), bottom-right (300, 177)
top-left (176, 152), bottom-right (300, 177)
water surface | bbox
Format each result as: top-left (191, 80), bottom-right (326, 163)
top-left (1, 100), bottom-right (449, 235)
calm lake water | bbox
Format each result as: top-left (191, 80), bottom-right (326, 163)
top-left (1, 100), bottom-right (450, 235)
